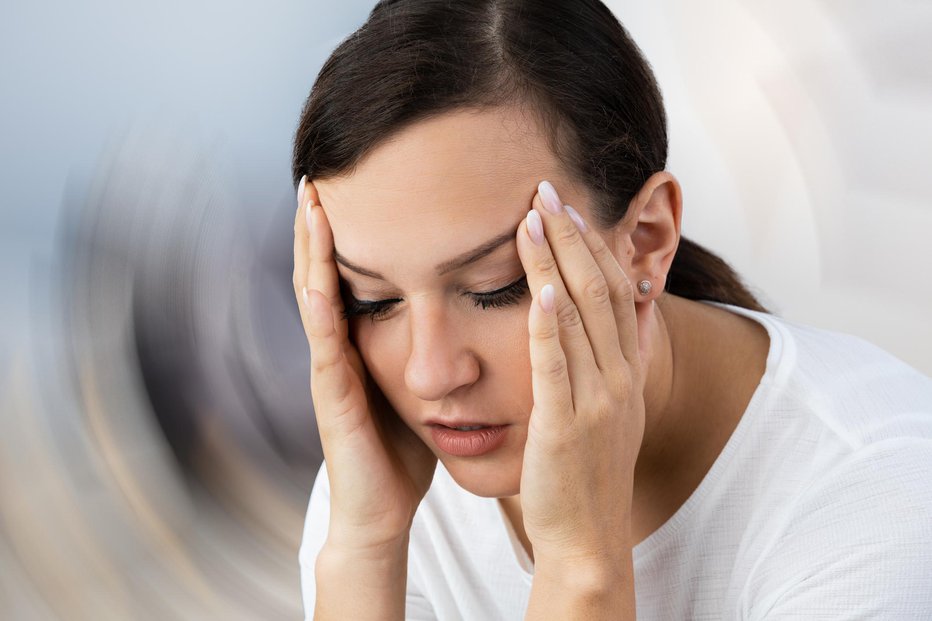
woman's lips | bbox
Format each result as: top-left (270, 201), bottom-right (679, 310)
top-left (428, 421), bottom-right (498, 428)
top-left (429, 424), bottom-right (509, 457)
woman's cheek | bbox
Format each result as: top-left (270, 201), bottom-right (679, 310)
top-left (487, 305), bottom-right (532, 367)
top-left (493, 306), bottom-right (534, 411)
top-left (351, 319), bottom-right (412, 410)
top-left (350, 319), bottom-right (386, 377)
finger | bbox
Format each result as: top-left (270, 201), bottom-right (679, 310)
top-left (292, 174), bottom-right (309, 326)
top-left (296, 174), bottom-right (307, 208)
top-left (534, 181), bottom-right (623, 374)
top-left (304, 185), bottom-right (349, 342)
top-left (527, 283), bottom-right (573, 425)
top-left (304, 287), bottom-right (365, 439)
top-left (569, 212), bottom-right (640, 370)
top-left (293, 192), bottom-right (311, 336)
top-left (517, 208), bottom-right (599, 406)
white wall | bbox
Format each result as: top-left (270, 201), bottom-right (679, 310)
top-left (609, 0), bottom-right (932, 374)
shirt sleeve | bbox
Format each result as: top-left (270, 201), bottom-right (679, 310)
top-left (298, 460), bottom-right (438, 621)
top-left (745, 437), bottom-right (932, 620)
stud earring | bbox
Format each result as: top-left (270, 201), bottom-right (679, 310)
top-left (637, 280), bottom-right (652, 296)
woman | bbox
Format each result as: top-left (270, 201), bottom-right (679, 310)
top-left (292, 1), bottom-right (932, 619)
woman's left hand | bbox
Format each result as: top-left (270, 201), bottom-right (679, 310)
top-left (515, 180), bottom-right (651, 572)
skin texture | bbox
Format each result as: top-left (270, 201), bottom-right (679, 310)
top-left (298, 103), bottom-right (770, 573)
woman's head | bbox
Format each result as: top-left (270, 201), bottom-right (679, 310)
top-left (294, 0), bottom-right (666, 228)
top-left (293, 0), bottom-right (765, 496)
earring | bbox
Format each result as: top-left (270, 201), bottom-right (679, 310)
top-left (637, 280), bottom-right (652, 296)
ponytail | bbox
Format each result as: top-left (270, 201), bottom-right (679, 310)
top-left (666, 237), bottom-right (768, 312)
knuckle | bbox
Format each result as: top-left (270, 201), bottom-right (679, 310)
top-left (555, 299), bottom-right (582, 331)
top-left (593, 390), bottom-right (614, 417)
top-left (310, 355), bottom-right (329, 376)
top-left (582, 273), bottom-right (611, 305)
top-left (532, 315), bottom-right (561, 341)
top-left (614, 274), bottom-right (635, 305)
top-left (311, 347), bottom-right (341, 376)
top-left (590, 240), bottom-right (613, 263)
top-left (543, 355), bottom-right (568, 382)
top-left (313, 382), bottom-right (354, 420)
top-left (609, 366), bottom-right (634, 394)
top-left (554, 222), bottom-right (581, 246)
top-left (534, 252), bottom-right (558, 275)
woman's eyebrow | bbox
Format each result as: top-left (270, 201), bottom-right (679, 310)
top-left (333, 225), bottom-right (519, 280)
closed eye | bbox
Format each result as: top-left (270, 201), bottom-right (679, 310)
top-left (340, 275), bottom-right (530, 322)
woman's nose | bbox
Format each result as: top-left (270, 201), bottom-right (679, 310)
top-left (404, 307), bottom-right (479, 402)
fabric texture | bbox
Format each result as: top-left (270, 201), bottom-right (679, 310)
top-left (299, 301), bottom-right (932, 620)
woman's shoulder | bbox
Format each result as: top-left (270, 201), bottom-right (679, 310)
top-left (706, 301), bottom-right (932, 447)
top-left (774, 310), bottom-right (932, 429)
top-left (699, 306), bottom-right (932, 616)
top-left (708, 300), bottom-right (928, 377)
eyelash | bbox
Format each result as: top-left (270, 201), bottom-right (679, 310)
top-left (340, 276), bottom-right (530, 322)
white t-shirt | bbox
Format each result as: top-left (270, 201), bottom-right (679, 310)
top-left (299, 301), bottom-right (932, 620)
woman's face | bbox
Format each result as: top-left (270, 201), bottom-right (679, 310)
top-left (314, 105), bottom-right (598, 498)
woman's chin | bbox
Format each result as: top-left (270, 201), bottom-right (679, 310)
top-left (440, 458), bottom-right (521, 498)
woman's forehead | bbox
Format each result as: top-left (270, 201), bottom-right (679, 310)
top-left (313, 107), bottom-right (574, 279)
top-left (316, 106), bottom-right (565, 220)
top-left (321, 186), bottom-right (528, 286)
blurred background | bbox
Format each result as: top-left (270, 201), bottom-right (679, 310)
top-left (1, 1), bottom-right (930, 619)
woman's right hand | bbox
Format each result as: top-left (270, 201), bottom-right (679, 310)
top-left (293, 176), bottom-right (438, 552)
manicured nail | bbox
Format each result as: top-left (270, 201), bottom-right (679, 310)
top-left (297, 175), bottom-right (307, 206)
top-left (302, 286), bottom-right (309, 307)
top-left (526, 209), bottom-right (544, 245)
top-left (540, 284), bottom-right (555, 314)
top-left (538, 180), bottom-right (563, 215)
top-left (564, 204), bottom-right (587, 232)
top-left (305, 201), bottom-right (313, 233)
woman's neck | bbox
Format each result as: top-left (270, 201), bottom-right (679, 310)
top-left (631, 294), bottom-right (769, 542)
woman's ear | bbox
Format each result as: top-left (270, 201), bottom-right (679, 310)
top-left (610, 171), bottom-right (683, 300)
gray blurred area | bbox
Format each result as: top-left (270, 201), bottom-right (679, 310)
top-left (2, 1), bottom-right (931, 620)
top-left (1, 1), bottom-right (373, 619)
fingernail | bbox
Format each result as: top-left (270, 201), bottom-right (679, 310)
top-left (564, 204), bottom-right (587, 232)
top-left (540, 284), bottom-right (555, 314)
top-left (297, 175), bottom-right (307, 206)
top-left (526, 209), bottom-right (544, 245)
top-left (538, 180), bottom-right (563, 215)
top-left (305, 201), bottom-right (313, 233)
top-left (303, 286), bottom-right (309, 307)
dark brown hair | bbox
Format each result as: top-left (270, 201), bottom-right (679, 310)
top-left (292, 0), bottom-right (768, 312)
